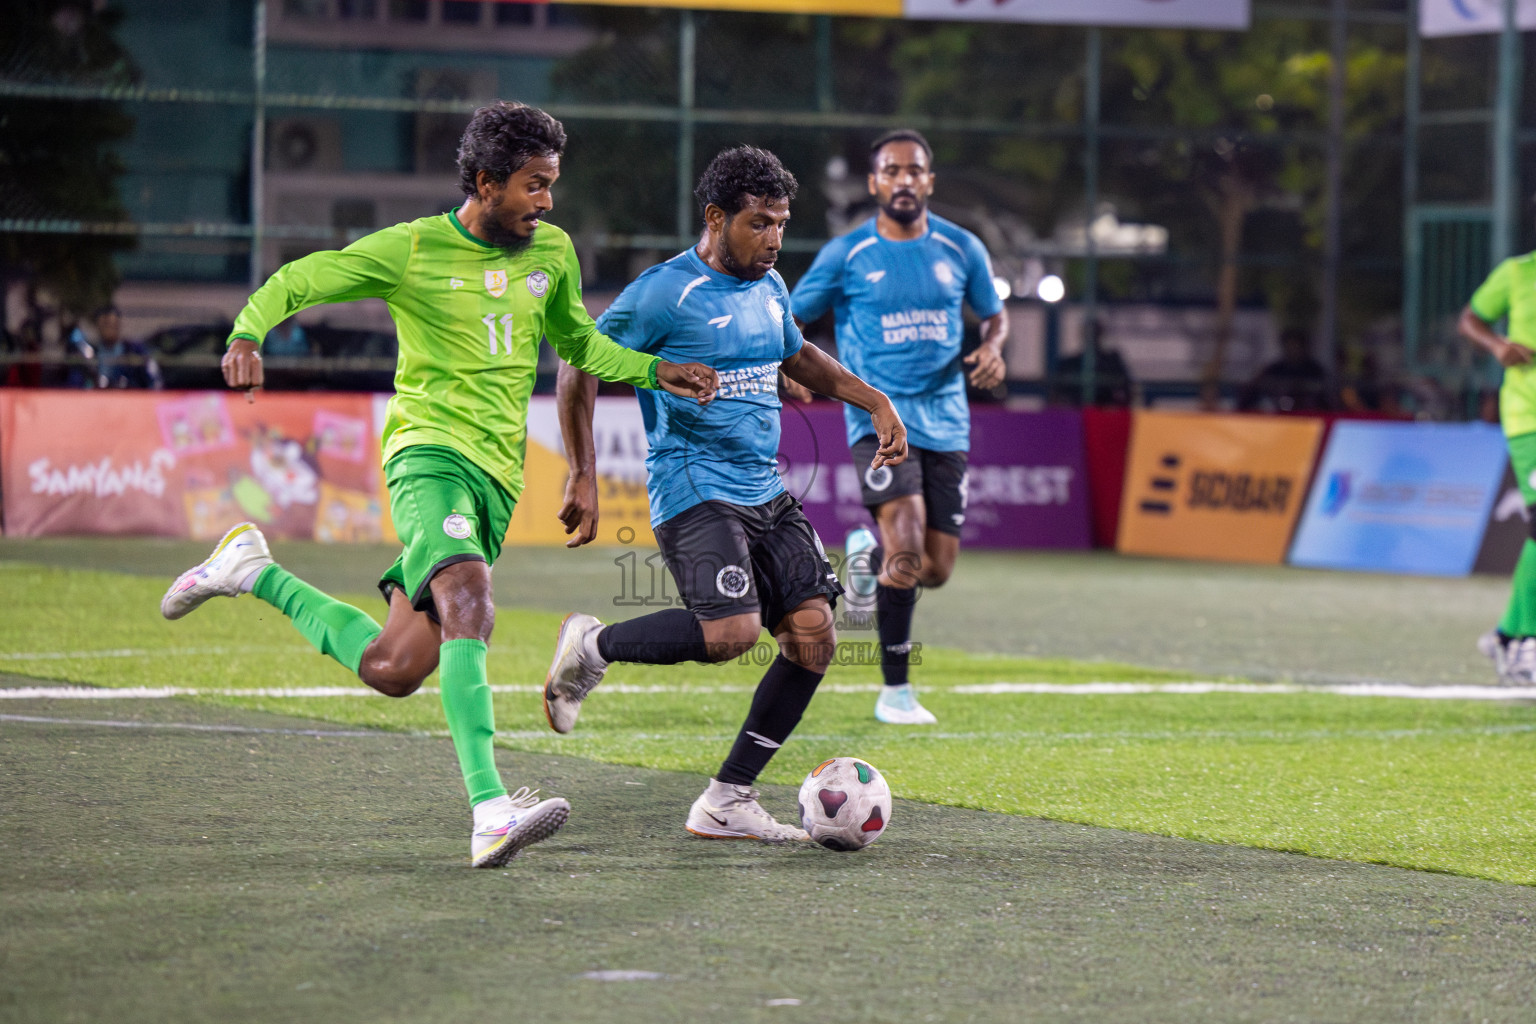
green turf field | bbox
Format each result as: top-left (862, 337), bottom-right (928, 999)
top-left (3, 539), bottom-right (1535, 1022)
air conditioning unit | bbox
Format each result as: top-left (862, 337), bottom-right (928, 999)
top-left (267, 117), bottom-right (344, 173)
top-left (414, 68), bottom-right (497, 175)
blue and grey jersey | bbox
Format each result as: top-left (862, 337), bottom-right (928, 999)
top-left (597, 247), bottom-right (806, 526)
top-left (791, 213), bottom-right (1003, 452)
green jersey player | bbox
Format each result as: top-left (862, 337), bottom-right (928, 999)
top-left (160, 101), bottom-right (718, 868)
top-left (1462, 254), bottom-right (1536, 684)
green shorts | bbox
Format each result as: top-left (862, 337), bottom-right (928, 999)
top-left (377, 445), bottom-right (516, 620)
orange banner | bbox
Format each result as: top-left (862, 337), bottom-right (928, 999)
top-left (1, 390), bottom-right (383, 541)
top-left (0, 390), bottom-right (656, 549)
top-left (1116, 411), bottom-right (1323, 564)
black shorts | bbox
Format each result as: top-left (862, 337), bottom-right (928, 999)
top-left (653, 493), bottom-right (843, 631)
top-left (850, 437), bottom-right (969, 536)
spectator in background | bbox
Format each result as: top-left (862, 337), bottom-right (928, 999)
top-left (1237, 327), bottom-right (1330, 413)
top-left (1047, 318), bottom-right (1133, 407)
top-left (263, 317), bottom-right (310, 358)
top-left (61, 311), bottom-right (96, 388)
top-left (2, 315), bottom-right (45, 388)
top-left (94, 305), bottom-right (162, 389)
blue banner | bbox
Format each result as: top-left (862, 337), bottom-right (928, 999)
top-left (1288, 422), bottom-right (1508, 577)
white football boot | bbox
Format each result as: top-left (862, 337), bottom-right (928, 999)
top-left (470, 787), bottom-right (571, 869)
top-left (875, 682), bottom-right (938, 725)
top-left (1477, 629), bottom-right (1512, 683)
top-left (1503, 637), bottom-right (1536, 686)
top-left (160, 522), bottom-right (274, 620)
top-left (543, 613), bottom-right (609, 734)
top-left (686, 779), bottom-right (810, 843)
top-left (843, 527), bottom-right (879, 627)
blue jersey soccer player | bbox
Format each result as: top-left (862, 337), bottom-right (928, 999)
top-left (789, 129), bottom-right (1009, 726)
top-left (544, 146), bottom-right (908, 841)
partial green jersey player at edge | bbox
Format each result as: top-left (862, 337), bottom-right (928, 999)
top-left (1461, 253), bottom-right (1536, 685)
top-left (162, 101), bottom-right (719, 869)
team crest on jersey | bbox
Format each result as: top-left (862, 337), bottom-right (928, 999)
top-left (484, 269), bottom-right (508, 298)
top-left (526, 271), bottom-right (549, 297)
top-left (765, 296), bottom-right (784, 321)
top-left (443, 514), bottom-right (472, 540)
top-left (715, 564), bottom-right (751, 599)
top-left (932, 261), bottom-right (955, 285)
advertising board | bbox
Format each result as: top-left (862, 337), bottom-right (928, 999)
top-left (1289, 421), bottom-right (1508, 577)
top-left (1116, 411), bottom-right (1322, 564)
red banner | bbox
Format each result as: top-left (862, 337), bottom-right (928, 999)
top-left (0, 390), bottom-right (383, 541)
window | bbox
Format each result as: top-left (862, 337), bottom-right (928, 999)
top-left (441, 1), bottom-right (482, 25)
top-left (389, 0), bottom-right (429, 22)
top-left (494, 1), bottom-right (534, 26)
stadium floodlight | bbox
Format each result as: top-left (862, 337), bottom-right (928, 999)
top-left (992, 276), bottom-right (1012, 301)
top-left (1037, 274), bottom-right (1065, 303)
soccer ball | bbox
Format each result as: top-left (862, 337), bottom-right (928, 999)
top-left (797, 757), bottom-right (892, 851)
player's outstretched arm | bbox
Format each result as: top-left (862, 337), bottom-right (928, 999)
top-left (223, 226), bottom-right (410, 402)
top-left (555, 360), bottom-right (601, 548)
top-left (782, 343), bottom-right (907, 468)
top-left (656, 361), bottom-right (719, 403)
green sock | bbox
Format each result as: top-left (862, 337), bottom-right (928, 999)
top-left (1500, 539), bottom-right (1536, 637)
top-left (251, 564), bottom-right (382, 675)
top-left (438, 638), bottom-right (504, 806)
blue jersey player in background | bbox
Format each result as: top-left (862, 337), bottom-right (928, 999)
top-left (545, 146), bottom-right (907, 842)
top-left (790, 129), bottom-right (1010, 726)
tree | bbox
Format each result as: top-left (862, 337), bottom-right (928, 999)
top-left (0, 0), bottom-right (138, 332)
top-left (1106, 25), bottom-right (1405, 392)
top-left (842, 18), bottom-right (1406, 387)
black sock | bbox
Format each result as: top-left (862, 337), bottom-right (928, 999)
top-left (716, 654), bottom-right (825, 785)
top-left (596, 609), bottom-right (710, 664)
top-left (876, 584), bottom-right (917, 686)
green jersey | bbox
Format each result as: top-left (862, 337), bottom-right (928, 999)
top-left (1470, 253), bottom-right (1536, 438)
top-left (230, 212), bottom-right (661, 498)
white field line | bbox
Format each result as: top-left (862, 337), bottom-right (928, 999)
top-left (5, 713), bottom-right (1532, 743)
top-left (489, 723), bottom-right (1536, 743)
top-left (6, 648), bottom-right (1530, 699)
top-left (4, 681), bottom-right (1536, 701)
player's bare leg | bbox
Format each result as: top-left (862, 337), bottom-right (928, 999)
top-left (356, 588), bottom-right (441, 697)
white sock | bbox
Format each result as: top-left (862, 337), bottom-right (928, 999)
top-left (472, 793), bottom-right (513, 830)
top-left (238, 567), bottom-right (264, 594)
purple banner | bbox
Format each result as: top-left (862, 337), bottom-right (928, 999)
top-left (775, 405), bottom-right (1091, 550)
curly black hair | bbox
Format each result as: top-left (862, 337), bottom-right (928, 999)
top-left (869, 129), bottom-right (933, 171)
top-left (456, 101), bottom-right (567, 198)
top-left (693, 145), bottom-right (798, 220)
